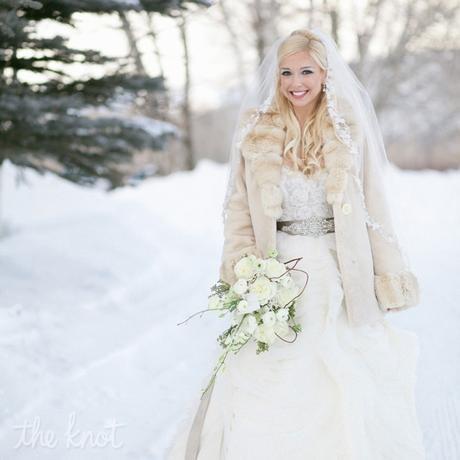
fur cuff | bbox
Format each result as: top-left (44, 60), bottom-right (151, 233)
top-left (374, 270), bottom-right (420, 312)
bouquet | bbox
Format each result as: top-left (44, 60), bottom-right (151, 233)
top-left (178, 248), bottom-right (309, 398)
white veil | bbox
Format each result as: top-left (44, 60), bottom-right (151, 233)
top-left (221, 27), bottom-right (411, 266)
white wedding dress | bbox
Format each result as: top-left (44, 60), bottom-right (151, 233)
top-left (166, 164), bottom-right (426, 460)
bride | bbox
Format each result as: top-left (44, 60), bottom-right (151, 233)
top-left (166, 28), bottom-right (426, 460)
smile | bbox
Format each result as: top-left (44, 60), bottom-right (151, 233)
top-left (290, 90), bottom-right (309, 99)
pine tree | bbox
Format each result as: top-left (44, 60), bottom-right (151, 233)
top-left (0, 0), bottom-right (212, 188)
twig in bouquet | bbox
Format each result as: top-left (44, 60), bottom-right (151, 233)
top-left (274, 328), bottom-right (298, 343)
top-left (269, 256), bottom-right (310, 306)
top-left (282, 256), bottom-right (303, 269)
top-left (282, 265), bottom-right (309, 305)
top-left (270, 256), bottom-right (310, 344)
top-left (176, 307), bottom-right (227, 326)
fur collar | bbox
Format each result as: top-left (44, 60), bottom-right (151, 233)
top-left (240, 109), bottom-right (355, 218)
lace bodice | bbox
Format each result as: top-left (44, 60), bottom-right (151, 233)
top-left (278, 165), bottom-right (333, 221)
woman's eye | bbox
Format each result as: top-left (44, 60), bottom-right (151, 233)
top-left (281, 70), bottom-right (313, 76)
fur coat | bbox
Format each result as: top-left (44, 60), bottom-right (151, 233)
top-left (218, 109), bottom-right (420, 327)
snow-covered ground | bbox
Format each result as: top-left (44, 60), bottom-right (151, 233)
top-left (0, 158), bottom-right (458, 459)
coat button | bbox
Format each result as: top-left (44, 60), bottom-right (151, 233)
top-left (341, 203), bottom-right (352, 215)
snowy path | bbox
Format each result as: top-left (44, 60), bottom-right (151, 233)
top-left (0, 160), bottom-right (458, 459)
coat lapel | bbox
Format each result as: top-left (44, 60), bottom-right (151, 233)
top-left (241, 110), bottom-right (285, 218)
top-left (240, 109), bottom-right (356, 217)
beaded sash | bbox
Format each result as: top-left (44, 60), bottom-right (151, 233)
top-left (277, 216), bottom-right (335, 237)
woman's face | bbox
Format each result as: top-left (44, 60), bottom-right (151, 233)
top-left (279, 50), bottom-right (325, 113)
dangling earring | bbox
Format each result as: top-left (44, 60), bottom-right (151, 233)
top-left (321, 82), bottom-right (327, 92)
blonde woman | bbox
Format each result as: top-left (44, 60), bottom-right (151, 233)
top-left (167, 28), bottom-right (425, 460)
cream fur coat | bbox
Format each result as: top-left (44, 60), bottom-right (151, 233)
top-left (219, 110), bottom-right (420, 327)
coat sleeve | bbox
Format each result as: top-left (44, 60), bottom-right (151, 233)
top-left (219, 152), bottom-right (262, 286)
top-left (362, 144), bottom-right (421, 313)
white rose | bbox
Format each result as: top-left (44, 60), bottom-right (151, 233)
top-left (254, 324), bottom-right (277, 345)
top-left (234, 256), bottom-right (256, 280)
top-left (232, 279), bottom-right (248, 296)
top-left (262, 310), bottom-right (276, 327)
top-left (275, 308), bottom-right (289, 322)
top-left (249, 276), bottom-right (275, 304)
top-left (279, 274), bottom-right (295, 288)
top-left (247, 254), bottom-right (258, 264)
top-left (254, 258), bottom-right (267, 274)
top-left (241, 314), bottom-right (258, 335)
top-left (208, 294), bottom-right (223, 310)
top-left (276, 285), bottom-right (300, 308)
top-left (236, 299), bottom-right (249, 314)
top-left (264, 259), bottom-right (286, 279)
top-left (274, 320), bottom-right (290, 338)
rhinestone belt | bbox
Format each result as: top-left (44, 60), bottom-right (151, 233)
top-left (277, 216), bottom-right (335, 237)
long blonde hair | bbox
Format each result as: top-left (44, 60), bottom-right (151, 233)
top-left (274, 29), bottom-right (330, 177)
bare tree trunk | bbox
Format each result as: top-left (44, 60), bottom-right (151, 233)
top-left (248, 0), bottom-right (282, 68)
top-left (353, 0), bottom-right (386, 81)
top-left (178, 12), bottom-right (195, 170)
top-left (323, 0), bottom-right (340, 46)
top-left (252, 0), bottom-right (266, 66)
top-left (218, 0), bottom-right (247, 93)
top-left (145, 12), bottom-right (166, 79)
top-left (142, 11), bottom-right (170, 121)
top-left (119, 11), bottom-right (147, 75)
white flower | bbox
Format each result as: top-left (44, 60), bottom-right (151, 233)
top-left (232, 279), bottom-right (248, 296)
top-left (262, 310), bottom-right (276, 327)
top-left (249, 276), bottom-right (276, 304)
top-left (247, 254), bottom-right (258, 265)
top-left (276, 285), bottom-right (300, 308)
top-left (279, 274), bottom-right (295, 288)
top-left (264, 258), bottom-right (286, 279)
top-left (254, 323), bottom-right (277, 345)
top-left (241, 314), bottom-right (258, 335)
top-left (267, 248), bottom-right (278, 258)
top-left (234, 256), bottom-right (257, 280)
top-left (274, 320), bottom-right (290, 338)
top-left (275, 308), bottom-right (289, 322)
top-left (254, 258), bottom-right (267, 274)
top-left (208, 294), bottom-right (223, 310)
top-left (236, 299), bottom-right (249, 314)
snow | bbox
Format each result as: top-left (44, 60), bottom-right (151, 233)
top-left (0, 158), bottom-right (459, 459)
